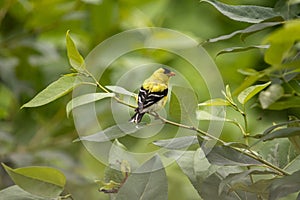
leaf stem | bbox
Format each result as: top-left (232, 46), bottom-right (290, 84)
top-left (85, 70), bottom-right (136, 109)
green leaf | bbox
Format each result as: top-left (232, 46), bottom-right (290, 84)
top-left (21, 75), bottom-right (81, 108)
top-left (233, 72), bottom-right (266, 96)
top-left (269, 170), bottom-right (300, 200)
top-left (230, 179), bottom-right (271, 198)
top-left (284, 155), bottom-right (300, 174)
top-left (216, 45), bottom-right (269, 56)
top-left (219, 169), bottom-right (277, 195)
top-left (75, 123), bottom-right (148, 142)
top-left (0, 185), bottom-right (46, 200)
top-left (153, 136), bottom-right (198, 150)
top-left (267, 96), bottom-right (300, 110)
top-left (264, 20), bottom-right (300, 65)
top-left (165, 149), bottom-right (217, 197)
top-left (261, 127), bottom-right (300, 141)
top-left (170, 86), bottom-right (198, 125)
top-left (2, 163), bottom-right (66, 198)
top-left (205, 146), bottom-right (263, 166)
top-left (198, 98), bottom-right (230, 106)
top-left (196, 110), bottom-right (229, 122)
top-left (66, 92), bottom-right (115, 117)
top-left (116, 155), bottom-right (168, 200)
top-left (165, 149), bottom-right (247, 199)
top-left (237, 81), bottom-right (271, 104)
top-left (259, 84), bottom-right (284, 109)
top-left (106, 85), bottom-right (136, 97)
top-left (66, 30), bottom-right (85, 71)
top-left (200, 0), bottom-right (280, 23)
top-left (204, 22), bottom-right (282, 43)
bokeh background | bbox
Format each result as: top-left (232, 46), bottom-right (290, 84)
top-left (0, 0), bottom-right (285, 199)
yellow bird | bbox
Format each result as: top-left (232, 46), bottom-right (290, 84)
top-left (130, 68), bottom-right (175, 123)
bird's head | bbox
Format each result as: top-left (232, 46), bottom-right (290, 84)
top-left (153, 67), bottom-right (175, 81)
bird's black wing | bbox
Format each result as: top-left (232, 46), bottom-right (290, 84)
top-left (137, 86), bottom-right (168, 112)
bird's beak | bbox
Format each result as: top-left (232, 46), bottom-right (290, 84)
top-left (168, 72), bottom-right (176, 77)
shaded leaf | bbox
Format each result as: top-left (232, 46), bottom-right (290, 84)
top-left (204, 22), bottom-right (281, 43)
top-left (267, 96), bottom-right (300, 110)
top-left (74, 123), bottom-right (148, 142)
top-left (0, 185), bottom-right (46, 200)
top-left (116, 155), bottom-right (168, 200)
top-left (21, 75), bottom-right (81, 108)
top-left (269, 170), bottom-right (300, 200)
top-left (66, 30), bottom-right (85, 72)
top-left (198, 98), bottom-right (230, 106)
top-left (261, 127), bottom-right (300, 141)
top-left (153, 136), bottom-right (198, 150)
top-left (170, 86), bottom-right (198, 125)
top-left (2, 164), bottom-right (66, 198)
top-left (219, 169), bottom-right (277, 195)
top-left (165, 149), bottom-right (216, 197)
top-left (66, 92), bottom-right (115, 117)
top-left (166, 149), bottom-right (254, 199)
top-left (259, 84), bottom-right (284, 109)
top-left (217, 45), bottom-right (269, 56)
top-left (237, 82), bottom-right (271, 104)
top-left (231, 179), bottom-right (272, 198)
top-left (284, 155), bottom-right (300, 174)
top-left (200, 0), bottom-right (280, 23)
top-left (106, 85), bottom-right (136, 97)
top-left (205, 146), bottom-right (263, 166)
top-left (223, 142), bottom-right (249, 149)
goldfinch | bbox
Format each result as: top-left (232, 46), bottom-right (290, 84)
top-left (130, 67), bottom-right (175, 123)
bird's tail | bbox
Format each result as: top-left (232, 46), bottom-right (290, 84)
top-left (129, 112), bottom-right (145, 123)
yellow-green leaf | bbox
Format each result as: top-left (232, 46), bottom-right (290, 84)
top-left (238, 82), bottom-right (271, 105)
top-left (66, 30), bottom-right (85, 71)
top-left (66, 92), bottom-right (115, 117)
top-left (2, 164), bottom-right (66, 198)
top-left (21, 75), bottom-right (81, 108)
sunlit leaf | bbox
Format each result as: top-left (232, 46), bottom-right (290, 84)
top-left (264, 20), bottom-right (300, 65)
top-left (200, 0), bottom-right (280, 23)
top-left (196, 110), bottom-right (229, 122)
top-left (233, 72), bottom-right (266, 96)
top-left (237, 82), bottom-right (271, 104)
top-left (116, 155), bottom-right (168, 200)
top-left (21, 75), bottom-right (82, 108)
top-left (0, 185), bottom-right (46, 200)
top-left (259, 84), bottom-right (284, 109)
top-left (106, 85), bottom-right (136, 97)
top-left (153, 136), bottom-right (198, 149)
top-left (66, 92), bottom-right (115, 117)
top-left (217, 45), bottom-right (269, 57)
top-left (198, 98), bottom-right (230, 106)
top-left (2, 164), bottom-right (66, 198)
top-left (66, 30), bottom-right (85, 72)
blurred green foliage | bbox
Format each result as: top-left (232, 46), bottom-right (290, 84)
top-left (1, 0), bottom-right (299, 199)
